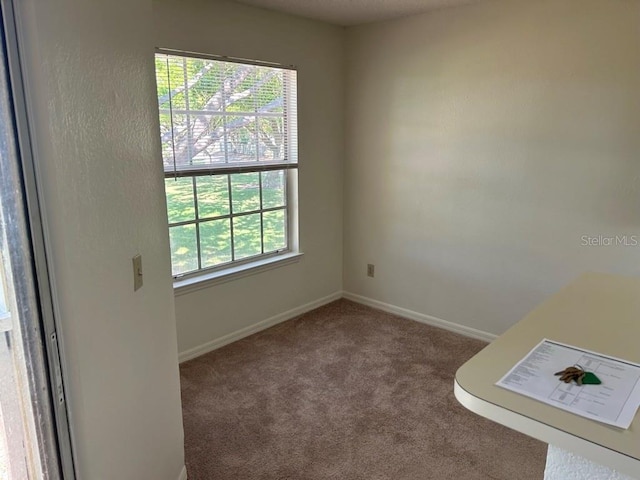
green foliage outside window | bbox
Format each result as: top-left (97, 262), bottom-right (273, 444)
top-left (156, 53), bottom-right (296, 277)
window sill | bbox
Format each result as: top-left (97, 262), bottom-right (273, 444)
top-left (173, 252), bottom-right (304, 297)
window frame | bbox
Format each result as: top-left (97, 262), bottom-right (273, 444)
top-left (155, 49), bottom-right (300, 283)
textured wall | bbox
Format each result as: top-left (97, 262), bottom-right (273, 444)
top-left (16, 0), bottom-right (185, 478)
top-left (544, 446), bottom-right (637, 480)
top-left (153, 0), bottom-right (345, 355)
top-left (344, 0), bottom-right (640, 335)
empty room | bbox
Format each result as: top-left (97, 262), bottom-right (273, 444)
top-left (0, 0), bottom-right (639, 479)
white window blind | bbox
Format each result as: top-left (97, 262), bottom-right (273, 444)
top-left (156, 52), bottom-right (298, 177)
top-left (154, 51), bottom-right (299, 278)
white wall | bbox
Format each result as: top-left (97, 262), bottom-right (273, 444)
top-left (16, 0), bottom-right (185, 478)
top-left (344, 0), bottom-right (640, 336)
top-left (153, 0), bottom-right (345, 355)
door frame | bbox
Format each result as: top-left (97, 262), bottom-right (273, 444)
top-left (0, 0), bottom-right (75, 477)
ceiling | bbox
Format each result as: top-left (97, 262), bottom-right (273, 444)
top-left (232, 0), bottom-right (479, 27)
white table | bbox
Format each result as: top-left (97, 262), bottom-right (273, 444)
top-left (454, 272), bottom-right (640, 479)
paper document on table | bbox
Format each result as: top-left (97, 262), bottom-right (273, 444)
top-left (496, 339), bottom-right (640, 429)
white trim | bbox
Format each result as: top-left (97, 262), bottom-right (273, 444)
top-left (342, 291), bottom-right (497, 343)
top-left (178, 291), bottom-right (342, 362)
top-left (174, 252), bottom-right (303, 297)
top-left (177, 465), bottom-right (187, 480)
top-left (157, 47), bottom-right (296, 71)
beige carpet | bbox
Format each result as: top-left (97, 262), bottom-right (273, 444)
top-left (180, 299), bottom-right (547, 479)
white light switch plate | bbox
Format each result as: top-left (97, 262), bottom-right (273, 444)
top-left (132, 254), bottom-right (143, 291)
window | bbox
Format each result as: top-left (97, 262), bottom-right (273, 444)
top-left (154, 51), bottom-right (298, 279)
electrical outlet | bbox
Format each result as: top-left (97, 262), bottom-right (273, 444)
top-left (367, 264), bottom-right (375, 278)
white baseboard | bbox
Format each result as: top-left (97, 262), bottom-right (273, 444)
top-left (178, 291), bottom-right (343, 363)
top-left (342, 291), bottom-right (497, 343)
top-left (178, 290), bottom-right (495, 363)
top-left (177, 465), bottom-right (187, 480)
